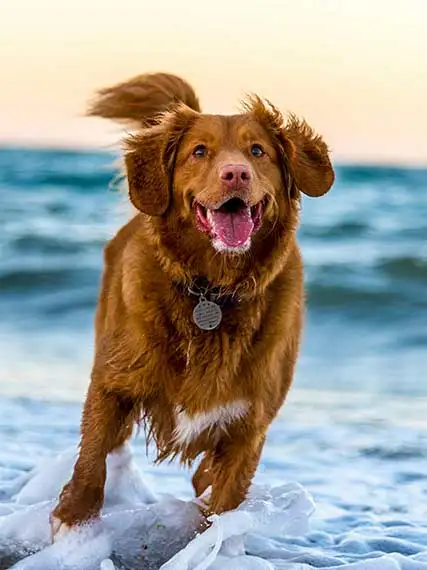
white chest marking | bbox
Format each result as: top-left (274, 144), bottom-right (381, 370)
top-left (173, 400), bottom-right (250, 447)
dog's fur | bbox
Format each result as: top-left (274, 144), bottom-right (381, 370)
top-left (51, 72), bottom-right (334, 533)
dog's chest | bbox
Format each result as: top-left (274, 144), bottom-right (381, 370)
top-left (173, 400), bottom-right (249, 447)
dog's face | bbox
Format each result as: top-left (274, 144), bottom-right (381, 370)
top-left (125, 98), bottom-right (334, 255)
top-left (173, 114), bottom-right (283, 253)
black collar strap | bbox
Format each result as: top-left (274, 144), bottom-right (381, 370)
top-left (173, 276), bottom-right (240, 309)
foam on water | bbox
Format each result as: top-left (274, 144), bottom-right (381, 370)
top-left (1, 392), bottom-right (427, 570)
top-left (0, 445), bottom-right (313, 570)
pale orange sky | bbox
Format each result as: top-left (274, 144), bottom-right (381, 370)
top-left (1, 0), bottom-right (426, 164)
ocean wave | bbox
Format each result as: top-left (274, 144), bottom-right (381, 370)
top-left (0, 146), bottom-right (117, 191)
top-left (1, 145), bottom-right (426, 338)
top-left (0, 267), bottom-right (99, 293)
top-left (10, 234), bottom-right (92, 255)
top-left (301, 220), bottom-right (371, 239)
top-left (336, 164), bottom-right (427, 186)
top-left (0, 165), bottom-right (116, 192)
top-left (360, 444), bottom-right (426, 460)
top-left (377, 256), bottom-right (427, 281)
top-left (306, 283), bottom-right (401, 309)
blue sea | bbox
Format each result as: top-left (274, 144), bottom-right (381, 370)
top-left (0, 146), bottom-right (426, 570)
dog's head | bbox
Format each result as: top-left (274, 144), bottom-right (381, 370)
top-left (125, 97), bottom-right (334, 256)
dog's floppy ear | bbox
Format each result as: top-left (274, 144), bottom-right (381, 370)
top-left (125, 105), bottom-right (198, 215)
top-left (245, 96), bottom-right (334, 198)
top-left (282, 115), bottom-right (334, 198)
top-left (125, 128), bottom-right (170, 216)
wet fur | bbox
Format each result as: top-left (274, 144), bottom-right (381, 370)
top-left (51, 72), bottom-right (334, 530)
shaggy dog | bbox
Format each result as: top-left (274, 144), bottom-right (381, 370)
top-left (51, 72), bottom-right (334, 536)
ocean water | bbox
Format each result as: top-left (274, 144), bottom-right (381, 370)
top-left (0, 146), bottom-right (426, 569)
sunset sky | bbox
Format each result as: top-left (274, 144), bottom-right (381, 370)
top-left (1, 0), bottom-right (426, 164)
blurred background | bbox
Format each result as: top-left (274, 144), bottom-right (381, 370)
top-left (0, 0), bottom-right (427, 552)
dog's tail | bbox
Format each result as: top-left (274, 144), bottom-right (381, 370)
top-left (87, 72), bottom-right (201, 127)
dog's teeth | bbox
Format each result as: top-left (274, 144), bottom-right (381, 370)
top-left (206, 210), bottom-right (213, 223)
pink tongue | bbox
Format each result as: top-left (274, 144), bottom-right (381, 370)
top-left (209, 207), bottom-right (254, 247)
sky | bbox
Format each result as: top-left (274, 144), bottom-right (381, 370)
top-left (0, 0), bottom-right (426, 164)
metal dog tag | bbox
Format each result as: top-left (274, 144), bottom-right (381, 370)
top-left (193, 298), bottom-right (222, 331)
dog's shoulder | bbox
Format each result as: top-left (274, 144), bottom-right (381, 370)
top-left (103, 213), bottom-right (144, 266)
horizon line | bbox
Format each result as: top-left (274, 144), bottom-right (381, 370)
top-left (0, 139), bottom-right (426, 171)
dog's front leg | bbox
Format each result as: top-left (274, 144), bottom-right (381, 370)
top-left (208, 432), bottom-right (266, 515)
top-left (192, 453), bottom-right (214, 499)
top-left (50, 381), bottom-right (136, 537)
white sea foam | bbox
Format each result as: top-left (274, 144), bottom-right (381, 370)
top-left (1, 431), bottom-right (427, 570)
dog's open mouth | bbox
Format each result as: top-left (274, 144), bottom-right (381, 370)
top-left (195, 197), bottom-right (264, 250)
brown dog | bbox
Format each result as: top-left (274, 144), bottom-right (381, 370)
top-left (51, 72), bottom-right (334, 536)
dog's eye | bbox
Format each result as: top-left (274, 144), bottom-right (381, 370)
top-left (193, 144), bottom-right (208, 158)
top-left (250, 144), bottom-right (265, 158)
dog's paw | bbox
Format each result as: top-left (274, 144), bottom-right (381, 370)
top-left (194, 485), bottom-right (212, 510)
top-left (50, 514), bottom-right (72, 543)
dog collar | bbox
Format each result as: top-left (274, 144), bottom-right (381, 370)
top-left (174, 276), bottom-right (240, 309)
